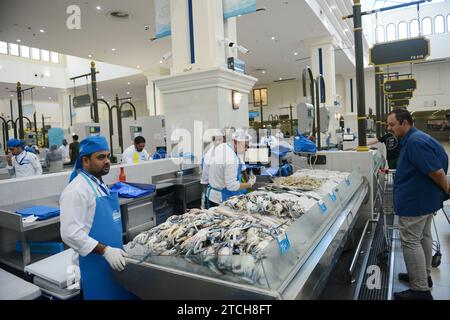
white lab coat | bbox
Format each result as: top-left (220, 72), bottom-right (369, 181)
top-left (121, 145), bottom-right (150, 164)
top-left (6, 151), bottom-right (43, 178)
top-left (207, 143), bottom-right (242, 204)
top-left (59, 144), bottom-right (70, 161)
top-left (60, 174), bottom-right (109, 263)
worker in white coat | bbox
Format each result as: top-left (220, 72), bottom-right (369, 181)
top-left (6, 138), bottom-right (42, 178)
top-left (205, 130), bottom-right (256, 208)
top-left (60, 135), bottom-right (134, 300)
top-left (121, 136), bottom-right (150, 164)
top-left (200, 129), bottom-right (226, 185)
top-left (58, 139), bottom-right (70, 163)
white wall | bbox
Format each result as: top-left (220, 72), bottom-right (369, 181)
top-left (0, 98), bottom-right (62, 127)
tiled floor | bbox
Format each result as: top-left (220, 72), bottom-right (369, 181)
top-left (390, 140), bottom-right (450, 300)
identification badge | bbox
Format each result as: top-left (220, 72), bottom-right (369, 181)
top-left (329, 191), bottom-right (337, 202)
top-left (112, 210), bottom-right (121, 222)
top-left (319, 200), bottom-right (328, 214)
top-left (345, 177), bottom-right (350, 186)
top-left (277, 233), bottom-right (291, 254)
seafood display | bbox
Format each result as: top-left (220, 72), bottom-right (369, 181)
top-left (223, 191), bottom-right (308, 221)
top-left (125, 208), bottom-right (287, 285)
top-left (273, 175), bottom-right (324, 190)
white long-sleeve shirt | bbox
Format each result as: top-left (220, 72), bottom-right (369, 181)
top-left (6, 151), bottom-right (43, 178)
top-left (121, 145), bottom-right (150, 164)
top-left (58, 144), bottom-right (70, 161)
top-left (60, 173), bottom-right (109, 261)
top-left (207, 143), bottom-right (242, 204)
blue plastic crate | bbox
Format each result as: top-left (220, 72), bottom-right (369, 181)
top-left (16, 241), bottom-right (65, 255)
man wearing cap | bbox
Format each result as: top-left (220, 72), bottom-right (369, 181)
top-left (6, 138), bottom-right (42, 178)
top-left (60, 136), bottom-right (134, 300)
top-left (205, 129), bottom-right (256, 208)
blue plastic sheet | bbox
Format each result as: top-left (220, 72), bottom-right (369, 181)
top-left (110, 182), bottom-right (156, 198)
top-left (294, 135), bottom-right (317, 153)
top-left (16, 241), bottom-right (64, 254)
top-left (16, 206), bottom-right (60, 220)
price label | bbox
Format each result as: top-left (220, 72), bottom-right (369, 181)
top-left (318, 200), bottom-right (328, 214)
top-left (345, 178), bottom-right (351, 186)
top-left (277, 233), bottom-right (291, 254)
top-left (329, 191), bottom-right (337, 202)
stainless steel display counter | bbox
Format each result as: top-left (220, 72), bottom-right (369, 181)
top-left (112, 171), bottom-right (369, 299)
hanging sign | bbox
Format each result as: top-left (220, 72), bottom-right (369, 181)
top-left (389, 99), bottom-right (410, 108)
top-left (386, 92), bottom-right (413, 100)
top-left (154, 0), bottom-right (171, 39)
top-left (73, 94), bottom-right (91, 108)
top-left (370, 37), bottom-right (430, 66)
top-left (223, 0), bottom-right (257, 19)
top-left (22, 104), bottom-right (36, 117)
top-left (384, 79), bottom-right (417, 94)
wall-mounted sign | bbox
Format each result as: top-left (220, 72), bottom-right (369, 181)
top-left (370, 37), bottom-right (430, 66)
top-left (384, 79), bottom-right (417, 94)
top-left (389, 99), bottom-right (410, 108)
top-left (386, 92), bottom-right (413, 100)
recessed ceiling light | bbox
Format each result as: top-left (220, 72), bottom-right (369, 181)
top-left (48, 97), bottom-right (52, 100)
top-left (271, 36), bottom-right (276, 40)
top-left (127, 82), bottom-right (131, 85)
top-left (137, 65), bottom-right (141, 69)
top-left (261, 70), bottom-right (266, 74)
top-left (88, 54), bottom-right (92, 58)
top-left (111, 48), bottom-right (116, 52)
top-left (96, 6), bottom-right (101, 10)
top-left (42, 86), bottom-right (46, 89)
top-left (101, 95), bottom-right (104, 99)
top-left (126, 91), bottom-right (130, 95)
top-left (159, 60), bottom-right (163, 64)
top-left (39, 29), bottom-right (45, 33)
top-left (44, 71), bottom-right (51, 77)
top-left (16, 39), bottom-right (21, 43)
top-left (279, 77), bottom-right (283, 80)
top-left (10, 94), bottom-right (14, 97)
top-left (330, 5), bottom-right (336, 10)
top-left (294, 52), bottom-right (298, 56)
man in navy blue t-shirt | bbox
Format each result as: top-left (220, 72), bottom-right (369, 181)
top-left (388, 109), bottom-right (449, 300)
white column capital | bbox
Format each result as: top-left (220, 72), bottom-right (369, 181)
top-left (143, 67), bottom-right (170, 80)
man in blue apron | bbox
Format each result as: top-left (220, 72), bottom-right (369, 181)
top-left (205, 130), bottom-right (256, 208)
top-left (60, 136), bottom-right (134, 300)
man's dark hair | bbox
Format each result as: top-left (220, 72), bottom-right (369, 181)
top-left (73, 135), bottom-right (79, 141)
top-left (134, 136), bottom-right (146, 145)
top-left (388, 108), bottom-right (413, 125)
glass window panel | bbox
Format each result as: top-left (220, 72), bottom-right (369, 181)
top-left (410, 19), bottom-right (419, 37)
top-left (253, 89), bottom-right (261, 107)
top-left (31, 48), bottom-right (40, 60)
top-left (41, 49), bottom-right (50, 61)
top-left (422, 17), bottom-right (432, 35)
top-left (0, 41), bottom-right (8, 54)
top-left (398, 21), bottom-right (408, 39)
top-left (9, 43), bottom-right (19, 56)
top-left (386, 23), bottom-right (397, 41)
top-left (434, 15), bottom-right (445, 34)
top-left (50, 51), bottom-right (59, 63)
top-left (20, 45), bottom-right (30, 58)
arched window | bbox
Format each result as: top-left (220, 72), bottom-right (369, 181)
top-left (422, 17), bottom-right (432, 35)
top-left (376, 25), bottom-right (385, 42)
top-left (386, 23), bottom-right (397, 41)
top-left (434, 15), bottom-right (445, 34)
top-left (398, 21), bottom-right (408, 39)
top-left (447, 14), bottom-right (450, 32)
top-left (410, 19), bottom-right (419, 37)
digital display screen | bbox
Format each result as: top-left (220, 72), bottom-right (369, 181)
top-left (89, 126), bottom-right (100, 134)
top-left (245, 148), bottom-right (269, 164)
top-left (343, 134), bottom-right (354, 141)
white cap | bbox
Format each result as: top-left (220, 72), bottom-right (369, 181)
top-left (232, 129), bottom-right (251, 142)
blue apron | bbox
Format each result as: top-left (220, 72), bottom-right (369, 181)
top-left (78, 173), bottom-right (135, 300)
top-left (206, 162), bottom-right (247, 208)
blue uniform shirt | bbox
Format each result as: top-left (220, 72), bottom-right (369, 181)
top-left (394, 127), bottom-right (449, 216)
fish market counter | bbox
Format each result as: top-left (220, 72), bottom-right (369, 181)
top-left (113, 171), bottom-right (369, 299)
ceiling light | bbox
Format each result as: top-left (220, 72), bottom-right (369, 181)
top-left (279, 77), bottom-right (283, 80)
top-left (159, 60), bottom-right (163, 64)
top-left (44, 71), bottom-right (51, 77)
top-left (344, 28), bottom-right (349, 33)
top-left (330, 5), bottom-right (336, 10)
top-left (271, 36), bottom-right (276, 40)
top-left (16, 39), bottom-right (21, 43)
top-left (96, 6), bottom-right (101, 10)
top-left (10, 94), bottom-right (14, 97)
top-left (101, 95), bottom-right (104, 99)
top-left (294, 52), bottom-right (298, 56)
top-left (111, 48), bottom-right (116, 52)
top-left (39, 29), bottom-right (45, 33)
top-left (127, 82), bottom-right (131, 85)
top-left (48, 97), bottom-right (52, 100)
top-left (42, 86), bottom-right (46, 89)
top-left (261, 70), bottom-right (266, 74)
top-left (88, 54), bottom-right (92, 58)
top-left (126, 92), bottom-right (130, 95)
top-left (137, 65), bottom-right (141, 69)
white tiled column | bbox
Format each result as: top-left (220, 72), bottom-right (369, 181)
top-left (144, 68), bottom-right (170, 116)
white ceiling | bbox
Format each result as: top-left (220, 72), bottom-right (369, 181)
top-left (0, 0), bottom-right (356, 89)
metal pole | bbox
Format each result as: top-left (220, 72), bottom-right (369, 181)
top-left (380, 77), bottom-right (386, 135)
top-left (17, 82), bottom-right (25, 139)
top-left (42, 114), bottom-right (46, 147)
top-left (10, 99), bottom-right (14, 122)
top-left (353, 1), bottom-right (368, 151)
top-left (33, 112), bottom-right (38, 144)
top-left (91, 62), bottom-right (99, 123)
top-left (69, 95), bottom-right (73, 127)
top-left (375, 67), bottom-right (382, 137)
top-left (315, 77), bottom-right (321, 149)
top-left (115, 94), bottom-right (124, 153)
top-left (289, 104), bottom-right (294, 137)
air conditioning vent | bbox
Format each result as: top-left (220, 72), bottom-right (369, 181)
top-left (107, 10), bottom-right (132, 20)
